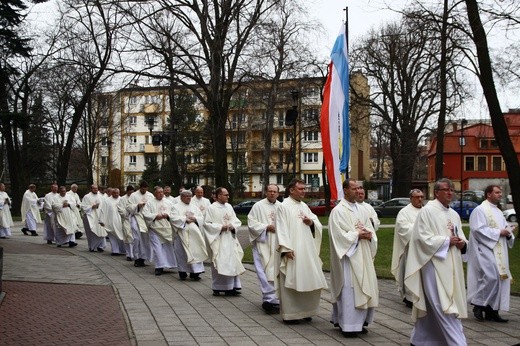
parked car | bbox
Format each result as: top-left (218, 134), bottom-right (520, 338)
top-left (366, 199), bottom-right (383, 207)
top-left (503, 208), bottom-right (517, 223)
top-left (233, 199), bottom-right (260, 214)
top-left (449, 200), bottom-right (479, 220)
top-left (461, 190), bottom-right (485, 203)
top-left (373, 197), bottom-right (410, 218)
top-left (307, 199), bottom-right (338, 216)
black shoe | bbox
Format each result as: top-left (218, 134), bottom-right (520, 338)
top-left (126, 256), bottom-right (132, 261)
top-left (30, 231), bottom-right (38, 236)
top-left (97, 247), bottom-right (104, 252)
top-left (283, 319), bottom-right (300, 325)
top-left (134, 259), bottom-right (145, 267)
top-left (360, 327), bottom-right (368, 334)
top-left (57, 244), bottom-right (62, 248)
top-left (0, 236), bottom-right (6, 239)
top-left (213, 290), bottom-right (222, 296)
top-left (21, 228), bottom-right (29, 236)
top-left (403, 298), bottom-right (413, 309)
top-left (190, 273), bottom-right (201, 281)
top-left (262, 301), bottom-right (280, 314)
top-left (179, 272), bottom-right (188, 280)
top-left (487, 309), bottom-right (508, 323)
top-left (75, 231), bottom-right (83, 239)
top-left (303, 317), bottom-right (312, 322)
top-left (224, 290), bottom-right (240, 296)
top-left (89, 249), bottom-right (95, 252)
top-left (155, 268), bottom-right (164, 276)
top-left (342, 331), bottom-right (358, 338)
top-left (111, 253), bottom-right (122, 256)
top-left (47, 240), bottom-right (53, 245)
top-left (473, 305), bottom-right (484, 321)
top-left (69, 242), bottom-right (78, 248)
top-left (233, 288), bottom-right (242, 294)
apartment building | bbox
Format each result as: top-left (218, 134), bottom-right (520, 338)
top-left (93, 74), bottom-right (371, 195)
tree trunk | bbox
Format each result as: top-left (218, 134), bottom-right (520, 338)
top-left (465, 0), bottom-right (520, 213)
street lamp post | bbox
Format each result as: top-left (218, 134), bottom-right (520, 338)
top-left (459, 119), bottom-right (468, 213)
top-left (285, 90), bottom-right (299, 178)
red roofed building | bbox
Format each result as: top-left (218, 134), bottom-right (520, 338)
top-left (427, 110), bottom-right (520, 198)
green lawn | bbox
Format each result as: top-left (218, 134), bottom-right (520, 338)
top-left (242, 217), bottom-right (520, 293)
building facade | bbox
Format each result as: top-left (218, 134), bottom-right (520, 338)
top-left (93, 75), bottom-right (371, 195)
top-left (426, 110), bottom-right (520, 198)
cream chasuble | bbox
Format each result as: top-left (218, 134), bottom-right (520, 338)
top-left (52, 195), bottom-right (76, 235)
top-left (142, 198), bottom-right (174, 243)
top-left (81, 192), bottom-right (107, 238)
top-left (100, 196), bottom-right (124, 241)
top-left (127, 191), bottom-right (155, 233)
top-left (171, 201), bottom-right (209, 263)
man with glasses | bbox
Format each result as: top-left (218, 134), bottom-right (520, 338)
top-left (203, 187), bottom-right (244, 296)
top-left (391, 189), bottom-right (424, 308)
top-left (467, 185), bottom-right (515, 322)
top-left (404, 178), bottom-right (468, 345)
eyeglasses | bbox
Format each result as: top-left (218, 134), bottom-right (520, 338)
top-left (437, 188), bottom-right (454, 192)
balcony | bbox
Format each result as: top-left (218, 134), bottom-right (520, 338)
top-left (143, 144), bottom-right (161, 153)
top-left (142, 103), bottom-right (160, 113)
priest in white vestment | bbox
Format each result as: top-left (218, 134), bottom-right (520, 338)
top-left (81, 184), bottom-right (107, 252)
top-left (275, 178), bottom-right (327, 323)
top-left (21, 184), bottom-right (42, 236)
top-left (467, 185), bottom-right (515, 323)
top-left (127, 181), bottom-right (155, 267)
top-left (164, 186), bottom-right (176, 204)
top-left (203, 187), bottom-right (244, 296)
top-left (404, 178), bottom-right (468, 345)
top-left (391, 189), bottom-right (424, 308)
top-left (100, 188), bottom-right (126, 256)
top-left (329, 179), bottom-right (378, 337)
top-left (356, 186), bottom-right (380, 231)
top-left (247, 184), bottom-right (281, 314)
top-left (118, 185), bottom-right (135, 261)
top-left (191, 186), bottom-right (211, 216)
top-left (43, 184), bottom-right (59, 244)
top-left (143, 186), bottom-right (177, 276)
top-left (52, 186), bottom-right (78, 247)
top-left (66, 184), bottom-right (84, 239)
top-left (171, 190), bottom-right (208, 280)
top-left (0, 183), bottom-right (14, 238)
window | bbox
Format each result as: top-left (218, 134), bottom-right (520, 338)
top-left (465, 156), bottom-right (487, 171)
top-left (130, 155), bottom-right (137, 165)
top-left (304, 131), bottom-right (319, 141)
top-left (231, 132), bottom-right (246, 146)
top-left (129, 96), bottom-right (137, 105)
top-left (129, 175), bottom-right (137, 183)
top-left (101, 156), bottom-right (108, 166)
top-left (128, 116), bottom-right (137, 125)
top-left (492, 156), bottom-right (503, 171)
top-left (304, 152), bottom-right (319, 163)
top-left (186, 176), bottom-right (199, 185)
top-left (477, 156), bottom-right (487, 171)
top-left (304, 174), bottom-right (319, 185)
top-left (144, 154), bottom-right (156, 165)
top-left (276, 174), bottom-right (283, 185)
top-left (101, 137), bottom-right (108, 146)
top-left (479, 139), bottom-right (499, 149)
top-left (286, 132), bottom-right (293, 142)
top-left (302, 108), bottom-right (319, 122)
top-left (278, 110), bottom-right (285, 126)
top-left (129, 135), bottom-right (137, 145)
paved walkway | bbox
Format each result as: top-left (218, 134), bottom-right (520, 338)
top-left (1, 221), bottom-right (520, 345)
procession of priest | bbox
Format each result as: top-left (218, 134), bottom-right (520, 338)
top-left (0, 178), bottom-right (516, 343)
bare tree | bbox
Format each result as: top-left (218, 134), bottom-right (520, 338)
top-left (351, 14), bottom-right (466, 197)
top-left (464, 0), bottom-right (520, 213)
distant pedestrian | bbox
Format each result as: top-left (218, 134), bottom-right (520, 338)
top-left (21, 184), bottom-right (41, 236)
top-left (247, 184), bottom-right (281, 314)
top-left (329, 179), bottom-right (378, 337)
top-left (356, 186), bottom-right (380, 231)
top-left (81, 184), bottom-right (107, 252)
top-left (100, 188), bottom-right (126, 256)
top-left (404, 178), bottom-right (467, 345)
top-left (127, 181), bottom-right (154, 267)
top-left (391, 189), bottom-right (424, 308)
top-left (143, 186), bottom-right (177, 276)
top-left (0, 183), bottom-right (14, 239)
top-left (467, 185), bottom-right (515, 322)
top-left (171, 189), bottom-right (208, 280)
top-left (203, 187), bottom-right (244, 296)
top-left (43, 183), bottom-right (59, 244)
top-left (275, 178), bottom-right (327, 324)
top-left (52, 186), bottom-right (78, 248)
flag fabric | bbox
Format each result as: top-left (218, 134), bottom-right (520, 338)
top-left (320, 23), bottom-right (350, 200)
